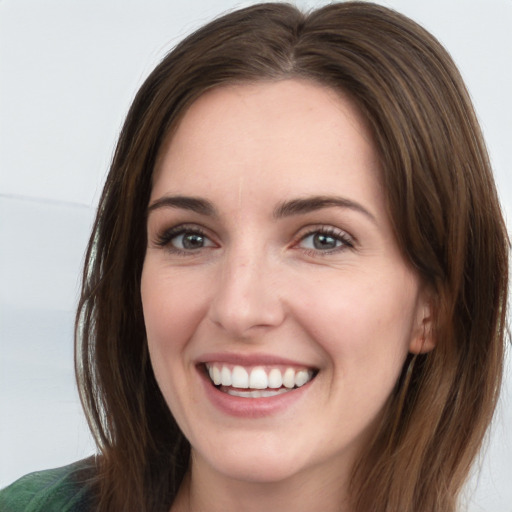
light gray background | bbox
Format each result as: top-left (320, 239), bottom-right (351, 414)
top-left (1, 1), bottom-right (511, 510)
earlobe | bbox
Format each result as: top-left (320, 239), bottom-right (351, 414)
top-left (409, 302), bottom-right (436, 354)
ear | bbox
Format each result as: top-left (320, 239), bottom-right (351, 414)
top-left (409, 297), bottom-right (436, 354)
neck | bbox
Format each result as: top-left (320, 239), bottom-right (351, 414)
top-left (171, 452), bottom-right (353, 512)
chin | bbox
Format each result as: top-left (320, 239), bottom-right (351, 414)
top-left (208, 452), bottom-right (305, 484)
top-left (190, 432), bottom-right (300, 480)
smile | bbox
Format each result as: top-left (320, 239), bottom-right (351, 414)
top-left (205, 363), bottom-right (316, 398)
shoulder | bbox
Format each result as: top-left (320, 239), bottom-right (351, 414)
top-left (0, 458), bottom-right (97, 512)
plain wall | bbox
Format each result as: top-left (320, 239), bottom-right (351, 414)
top-left (1, 1), bottom-right (511, 510)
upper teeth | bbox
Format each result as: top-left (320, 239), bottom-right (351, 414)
top-left (206, 363), bottom-right (314, 390)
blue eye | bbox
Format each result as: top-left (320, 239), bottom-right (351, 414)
top-left (301, 232), bottom-right (340, 250)
top-left (156, 226), bottom-right (215, 253)
top-left (173, 232), bottom-right (212, 250)
top-left (298, 228), bottom-right (353, 253)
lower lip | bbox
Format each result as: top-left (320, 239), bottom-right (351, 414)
top-left (198, 367), bottom-right (312, 418)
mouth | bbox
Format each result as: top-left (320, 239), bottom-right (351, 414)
top-left (204, 362), bottom-right (318, 398)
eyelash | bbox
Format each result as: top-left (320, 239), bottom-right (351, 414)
top-left (153, 225), bottom-right (354, 256)
top-left (294, 226), bottom-right (354, 256)
top-left (155, 225), bottom-right (214, 256)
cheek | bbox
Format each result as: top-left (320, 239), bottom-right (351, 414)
top-left (140, 263), bottom-right (210, 353)
top-left (140, 263), bottom-right (209, 421)
top-left (293, 270), bottom-right (419, 380)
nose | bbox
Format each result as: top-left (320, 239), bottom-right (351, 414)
top-left (208, 248), bottom-right (285, 338)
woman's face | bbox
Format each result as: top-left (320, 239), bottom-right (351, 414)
top-left (141, 80), bottom-right (429, 486)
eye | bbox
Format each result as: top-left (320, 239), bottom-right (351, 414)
top-left (297, 227), bottom-right (353, 254)
top-left (155, 225), bottom-right (216, 253)
top-left (173, 231), bottom-right (214, 250)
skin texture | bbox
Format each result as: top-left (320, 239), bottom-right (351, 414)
top-left (141, 80), bottom-right (430, 512)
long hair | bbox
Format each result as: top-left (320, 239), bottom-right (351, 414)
top-left (75, 3), bottom-right (509, 511)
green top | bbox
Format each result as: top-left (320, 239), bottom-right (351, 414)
top-left (0, 459), bottom-right (96, 512)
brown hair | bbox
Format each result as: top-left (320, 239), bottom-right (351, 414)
top-left (75, 2), bottom-right (509, 511)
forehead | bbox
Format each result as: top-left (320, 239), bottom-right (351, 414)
top-left (151, 79), bottom-right (383, 212)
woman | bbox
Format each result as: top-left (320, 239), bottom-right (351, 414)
top-left (1, 2), bottom-right (508, 511)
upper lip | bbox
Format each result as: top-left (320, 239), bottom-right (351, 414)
top-left (197, 352), bottom-right (318, 369)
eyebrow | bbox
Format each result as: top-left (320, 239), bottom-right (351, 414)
top-left (147, 195), bottom-right (218, 217)
top-left (147, 194), bottom-right (376, 223)
top-left (273, 195), bottom-right (377, 223)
